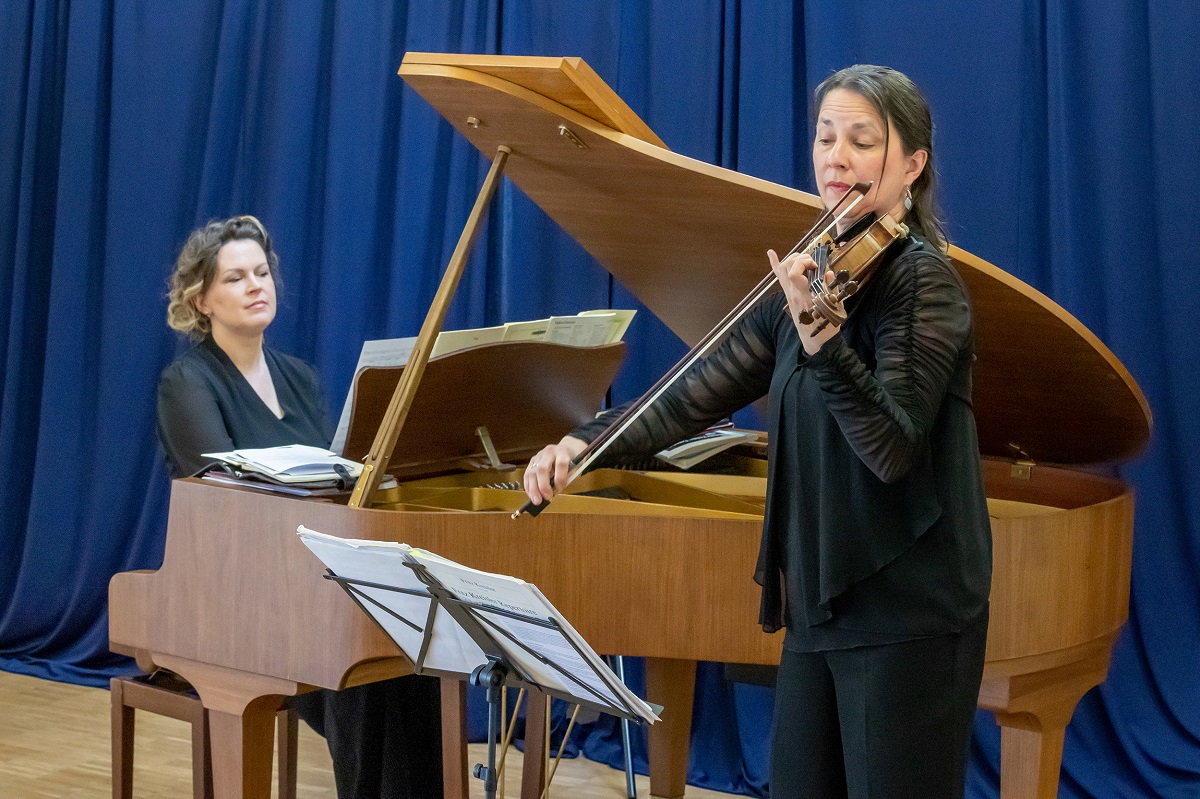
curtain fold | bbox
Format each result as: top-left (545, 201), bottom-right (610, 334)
top-left (2, 1), bottom-right (1196, 796)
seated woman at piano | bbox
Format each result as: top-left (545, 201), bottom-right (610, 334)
top-left (524, 65), bottom-right (992, 799)
top-left (157, 215), bottom-right (444, 799)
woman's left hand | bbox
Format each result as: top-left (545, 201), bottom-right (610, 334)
top-left (768, 249), bottom-right (843, 356)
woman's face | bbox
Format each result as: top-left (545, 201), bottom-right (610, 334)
top-left (812, 88), bottom-right (927, 232)
top-left (196, 239), bottom-right (276, 339)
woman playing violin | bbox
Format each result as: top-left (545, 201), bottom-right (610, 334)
top-left (524, 65), bottom-right (991, 798)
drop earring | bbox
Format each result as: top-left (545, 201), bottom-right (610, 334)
top-left (903, 186), bottom-right (914, 211)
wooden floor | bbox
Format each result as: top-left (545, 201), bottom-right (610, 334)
top-left (0, 670), bottom-right (732, 799)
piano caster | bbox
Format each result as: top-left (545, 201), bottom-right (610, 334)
top-left (110, 674), bottom-right (298, 799)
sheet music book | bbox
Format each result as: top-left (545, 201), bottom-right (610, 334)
top-left (200, 472), bottom-right (352, 497)
top-left (655, 428), bottom-right (760, 470)
top-left (577, 308), bottom-right (636, 344)
top-left (429, 324), bottom-right (506, 357)
top-left (296, 526), bottom-right (659, 724)
top-left (201, 444), bottom-right (363, 484)
top-left (330, 337), bottom-right (419, 454)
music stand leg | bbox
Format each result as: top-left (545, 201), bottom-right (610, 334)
top-left (608, 655), bottom-right (637, 799)
top-left (471, 657), bottom-right (509, 799)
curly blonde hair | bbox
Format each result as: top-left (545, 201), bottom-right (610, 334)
top-left (166, 215), bottom-right (281, 340)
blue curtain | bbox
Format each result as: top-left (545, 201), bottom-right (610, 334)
top-left (2, 1), bottom-right (1197, 796)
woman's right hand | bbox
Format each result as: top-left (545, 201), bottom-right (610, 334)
top-left (523, 435), bottom-right (587, 507)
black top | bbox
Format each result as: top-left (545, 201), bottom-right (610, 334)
top-left (157, 336), bottom-right (331, 479)
top-left (573, 233), bottom-right (992, 652)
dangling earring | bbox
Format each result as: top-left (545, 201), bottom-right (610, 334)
top-left (903, 186), bottom-right (914, 211)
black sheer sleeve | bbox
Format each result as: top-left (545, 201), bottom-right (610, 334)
top-left (571, 297), bottom-right (780, 465)
top-left (156, 360), bottom-right (233, 478)
top-left (805, 248), bottom-right (973, 483)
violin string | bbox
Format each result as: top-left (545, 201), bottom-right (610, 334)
top-left (812, 222), bottom-right (866, 307)
top-left (782, 186), bottom-right (870, 262)
top-left (810, 243), bottom-right (827, 298)
top-left (806, 192), bottom-right (870, 305)
top-left (776, 186), bottom-right (857, 264)
top-left (805, 192), bottom-right (868, 306)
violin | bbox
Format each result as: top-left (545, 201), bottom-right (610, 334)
top-left (513, 183), bottom-right (909, 518)
top-left (799, 207), bottom-right (910, 333)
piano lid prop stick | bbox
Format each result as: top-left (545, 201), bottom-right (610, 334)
top-left (348, 145), bottom-right (513, 508)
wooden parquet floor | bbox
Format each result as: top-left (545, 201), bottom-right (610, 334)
top-left (0, 670), bottom-right (731, 799)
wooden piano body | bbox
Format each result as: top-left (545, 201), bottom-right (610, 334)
top-left (110, 55), bottom-right (1151, 799)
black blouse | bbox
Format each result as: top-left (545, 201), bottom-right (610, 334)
top-left (156, 336), bottom-right (331, 479)
top-left (572, 233), bottom-right (992, 652)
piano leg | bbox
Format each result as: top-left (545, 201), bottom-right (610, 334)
top-left (980, 646), bottom-right (1111, 799)
top-left (645, 657), bottom-right (697, 799)
top-left (521, 690), bottom-right (550, 799)
top-left (441, 676), bottom-right (470, 799)
top-left (207, 700), bottom-right (283, 799)
top-left (157, 655), bottom-right (299, 799)
top-left (995, 719), bottom-right (1069, 799)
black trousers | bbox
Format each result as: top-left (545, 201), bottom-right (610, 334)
top-left (769, 609), bottom-right (988, 799)
top-left (291, 674), bottom-right (444, 799)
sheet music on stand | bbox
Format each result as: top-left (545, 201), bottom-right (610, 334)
top-left (296, 527), bottom-right (659, 796)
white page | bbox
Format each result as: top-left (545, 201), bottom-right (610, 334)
top-left (525, 584), bottom-right (660, 721)
top-left (543, 315), bottom-right (613, 347)
top-left (655, 429), bottom-right (759, 469)
top-left (204, 444), bottom-right (361, 475)
top-left (481, 611), bottom-right (630, 711)
top-left (501, 319), bottom-right (551, 342)
top-left (577, 308), bottom-right (636, 343)
top-left (296, 528), bottom-right (485, 675)
top-left (429, 325), bottom-right (506, 358)
top-left (331, 337), bottom-right (417, 454)
top-left (410, 551), bottom-right (658, 722)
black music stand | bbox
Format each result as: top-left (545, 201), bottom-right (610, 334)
top-left (302, 533), bottom-right (657, 799)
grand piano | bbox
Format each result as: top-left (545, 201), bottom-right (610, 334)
top-left (110, 54), bottom-right (1151, 799)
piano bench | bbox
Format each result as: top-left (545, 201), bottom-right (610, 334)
top-left (110, 673), bottom-right (298, 799)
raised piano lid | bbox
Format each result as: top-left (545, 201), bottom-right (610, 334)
top-left (399, 53), bottom-right (1151, 468)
